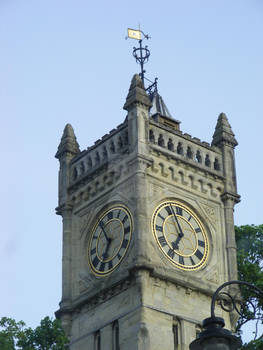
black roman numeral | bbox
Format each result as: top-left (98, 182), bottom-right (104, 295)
top-left (90, 247), bottom-right (96, 255)
top-left (122, 239), bottom-right (129, 249)
top-left (165, 206), bottom-right (172, 216)
top-left (190, 257), bottom-right (195, 266)
top-left (188, 215), bottom-right (192, 222)
top-left (122, 215), bottom-right (128, 224)
top-left (155, 225), bottom-right (163, 232)
top-left (195, 249), bottom-right (203, 260)
top-left (198, 240), bottom-right (205, 247)
top-left (195, 227), bottom-right (201, 233)
top-left (158, 236), bottom-right (167, 247)
top-left (116, 210), bottom-right (121, 218)
top-left (92, 256), bottom-right (99, 268)
top-left (179, 256), bottom-right (184, 265)
top-left (168, 248), bottom-right (175, 259)
top-left (158, 213), bottom-right (165, 221)
top-left (117, 253), bottom-right (122, 260)
top-left (107, 211), bottom-right (113, 220)
top-left (176, 206), bottom-right (182, 216)
top-left (124, 226), bottom-right (130, 235)
top-left (99, 262), bottom-right (106, 272)
top-left (108, 260), bottom-right (113, 270)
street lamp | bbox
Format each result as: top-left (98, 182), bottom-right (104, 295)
top-left (189, 280), bottom-right (263, 350)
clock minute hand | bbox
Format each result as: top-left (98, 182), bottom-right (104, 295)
top-left (99, 222), bottom-right (110, 243)
top-left (170, 205), bottom-right (184, 237)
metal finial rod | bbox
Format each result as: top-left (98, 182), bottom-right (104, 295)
top-left (127, 28), bottom-right (154, 89)
top-left (132, 39), bottom-right (150, 86)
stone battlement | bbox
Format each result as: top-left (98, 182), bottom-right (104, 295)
top-left (69, 121), bottom-right (128, 186)
top-left (149, 119), bottom-right (223, 176)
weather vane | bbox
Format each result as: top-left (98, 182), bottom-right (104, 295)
top-left (126, 27), bottom-right (158, 95)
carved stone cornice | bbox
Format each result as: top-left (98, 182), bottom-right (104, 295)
top-left (127, 154), bottom-right (153, 173)
top-left (55, 203), bottom-right (73, 216)
top-left (68, 163), bottom-right (109, 193)
top-left (57, 275), bottom-right (134, 319)
top-left (221, 191), bottom-right (241, 204)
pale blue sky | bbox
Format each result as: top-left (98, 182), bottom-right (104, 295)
top-left (1, 0), bottom-right (262, 341)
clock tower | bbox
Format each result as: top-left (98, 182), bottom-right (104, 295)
top-left (55, 74), bottom-right (240, 350)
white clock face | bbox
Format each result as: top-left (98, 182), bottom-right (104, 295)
top-left (152, 201), bottom-right (209, 271)
top-left (88, 206), bottom-right (132, 276)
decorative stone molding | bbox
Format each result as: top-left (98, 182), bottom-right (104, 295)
top-left (148, 158), bottom-right (224, 201)
top-left (55, 202), bottom-right (73, 216)
top-left (69, 160), bottom-right (132, 209)
top-left (221, 192), bottom-right (241, 204)
top-left (200, 203), bottom-right (218, 228)
top-left (75, 276), bottom-right (134, 315)
top-left (205, 266), bottom-right (219, 284)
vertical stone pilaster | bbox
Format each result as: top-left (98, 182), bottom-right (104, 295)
top-left (61, 204), bottom-right (73, 306)
top-left (221, 193), bottom-right (239, 282)
top-left (132, 158), bottom-right (151, 265)
top-left (124, 74), bottom-right (152, 267)
top-left (101, 323), bottom-right (113, 350)
top-left (55, 204), bottom-right (73, 338)
top-left (55, 124), bottom-right (80, 338)
top-left (212, 112), bottom-right (240, 282)
top-left (180, 320), bottom-right (196, 350)
top-left (124, 74), bottom-right (152, 156)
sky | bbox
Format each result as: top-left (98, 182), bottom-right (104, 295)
top-left (1, 0), bottom-right (262, 342)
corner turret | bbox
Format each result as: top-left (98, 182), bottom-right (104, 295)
top-left (123, 74), bottom-right (152, 155)
top-left (212, 113), bottom-right (237, 147)
top-left (212, 113), bottom-right (240, 286)
top-left (123, 74), bottom-right (152, 112)
top-left (55, 123), bottom-right (80, 160)
top-left (55, 124), bottom-right (80, 209)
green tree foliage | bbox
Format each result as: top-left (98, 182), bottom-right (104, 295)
top-left (235, 224), bottom-right (263, 349)
top-left (0, 316), bottom-right (68, 350)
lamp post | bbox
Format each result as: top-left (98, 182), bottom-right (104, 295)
top-left (189, 280), bottom-right (263, 350)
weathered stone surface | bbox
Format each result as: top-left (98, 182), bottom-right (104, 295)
top-left (55, 124), bottom-right (80, 159)
top-left (212, 112), bottom-right (238, 147)
top-left (55, 76), bottom-right (240, 349)
top-left (123, 74), bottom-right (152, 111)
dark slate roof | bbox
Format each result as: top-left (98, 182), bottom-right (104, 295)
top-left (149, 90), bottom-right (180, 124)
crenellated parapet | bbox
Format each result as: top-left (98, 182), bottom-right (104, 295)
top-left (69, 121), bottom-right (129, 189)
top-left (148, 119), bottom-right (223, 177)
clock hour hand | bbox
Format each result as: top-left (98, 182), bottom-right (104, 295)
top-left (99, 222), bottom-right (110, 243)
top-left (171, 233), bottom-right (183, 250)
top-left (102, 239), bottom-right (112, 260)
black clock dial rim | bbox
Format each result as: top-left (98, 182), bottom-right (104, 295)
top-left (152, 201), bottom-right (209, 271)
top-left (88, 205), bottom-right (132, 276)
